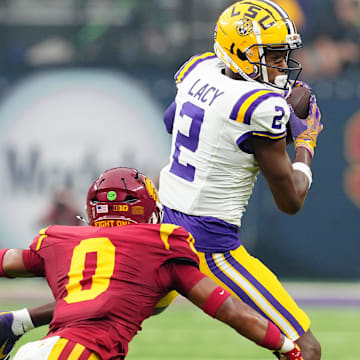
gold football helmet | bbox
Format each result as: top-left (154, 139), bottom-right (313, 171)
top-left (214, 0), bottom-right (302, 90)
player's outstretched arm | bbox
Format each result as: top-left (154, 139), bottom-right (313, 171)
top-left (170, 263), bottom-right (303, 359)
top-left (186, 276), bottom-right (303, 360)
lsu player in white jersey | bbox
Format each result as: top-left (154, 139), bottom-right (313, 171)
top-left (159, 1), bottom-right (323, 359)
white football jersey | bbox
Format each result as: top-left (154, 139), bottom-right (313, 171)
top-left (159, 52), bottom-right (290, 227)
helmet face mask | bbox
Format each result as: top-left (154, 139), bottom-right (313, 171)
top-left (254, 47), bottom-right (302, 89)
top-left (86, 167), bottom-right (162, 227)
top-left (214, 0), bottom-right (303, 90)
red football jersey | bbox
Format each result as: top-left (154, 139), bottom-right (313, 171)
top-left (23, 223), bottom-right (201, 359)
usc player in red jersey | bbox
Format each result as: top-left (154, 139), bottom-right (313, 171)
top-left (0, 167), bottom-right (303, 360)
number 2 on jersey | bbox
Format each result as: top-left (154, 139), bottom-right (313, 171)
top-left (170, 102), bottom-right (204, 182)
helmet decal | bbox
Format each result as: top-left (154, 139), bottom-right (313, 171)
top-left (96, 204), bottom-right (108, 214)
top-left (107, 191), bottom-right (117, 201)
top-left (236, 19), bottom-right (253, 37)
top-left (132, 206), bottom-right (145, 215)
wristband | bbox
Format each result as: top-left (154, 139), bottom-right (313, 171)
top-left (295, 143), bottom-right (314, 159)
top-left (0, 248), bottom-right (10, 277)
top-left (292, 162), bottom-right (312, 189)
top-left (258, 320), bottom-right (281, 350)
top-left (11, 309), bottom-right (35, 336)
top-left (203, 286), bottom-right (231, 317)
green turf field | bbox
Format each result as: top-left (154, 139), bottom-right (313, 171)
top-left (4, 303), bottom-right (360, 360)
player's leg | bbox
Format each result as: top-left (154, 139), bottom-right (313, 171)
top-left (13, 336), bottom-right (100, 360)
top-left (296, 329), bottom-right (321, 359)
top-left (197, 246), bottom-right (321, 360)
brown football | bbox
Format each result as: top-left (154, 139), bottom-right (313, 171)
top-left (285, 86), bottom-right (312, 144)
top-left (286, 86), bottom-right (311, 119)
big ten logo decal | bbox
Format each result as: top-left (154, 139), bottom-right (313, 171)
top-left (113, 204), bottom-right (129, 212)
top-left (344, 110), bottom-right (360, 207)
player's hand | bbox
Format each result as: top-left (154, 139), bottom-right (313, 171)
top-left (0, 311), bottom-right (21, 359)
top-left (288, 95), bottom-right (323, 157)
top-left (293, 80), bottom-right (312, 92)
top-left (285, 80), bottom-right (312, 98)
top-left (282, 343), bottom-right (304, 359)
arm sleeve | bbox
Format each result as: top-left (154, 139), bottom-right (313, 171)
top-left (22, 249), bottom-right (45, 276)
top-left (157, 262), bottom-right (206, 296)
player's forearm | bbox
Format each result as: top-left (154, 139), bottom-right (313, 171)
top-left (0, 249), bottom-right (33, 277)
top-left (216, 296), bottom-right (277, 345)
top-left (292, 146), bottom-right (313, 201)
top-left (187, 277), bottom-right (283, 349)
top-left (188, 279), bottom-right (298, 356)
top-left (215, 297), bottom-right (298, 355)
top-left (28, 302), bottom-right (55, 327)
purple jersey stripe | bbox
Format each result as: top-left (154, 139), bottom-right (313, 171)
top-left (252, 130), bottom-right (287, 140)
top-left (175, 53), bottom-right (217, 84)
top-left (225, 252), bottom-right (306, 336)
top-left (164, 101), bottom-right (176, 134)
top-left (236, 130), bottom-right (286, 154)
top-left (243, 92), bottom-right (283, 124)
top-left (204, 253), bottom-right (269, 320)
top-left (230, 89), bottom-right (261, 121)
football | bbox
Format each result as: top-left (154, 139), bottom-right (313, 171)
top-left (286, 86), bottom-right (312, 144)
top-left (286, 86), bottom-right (311, 119)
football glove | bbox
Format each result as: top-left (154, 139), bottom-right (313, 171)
top-left (283, 343), bottom-right (304, 360)
top-left (0, 312), bottom-right (21, 360)
top-left (288, 95), bottom-right (323, 157)
top-left (284, 80), bottom-right (312, 99)
top-left (293, 80), bottom-right (312, 92)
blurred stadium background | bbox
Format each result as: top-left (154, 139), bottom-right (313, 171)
top-left (0, 0), bottom-right (359, 359)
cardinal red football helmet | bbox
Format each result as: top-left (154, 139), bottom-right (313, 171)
top-left (86, 167), bottom-right (161, 227)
